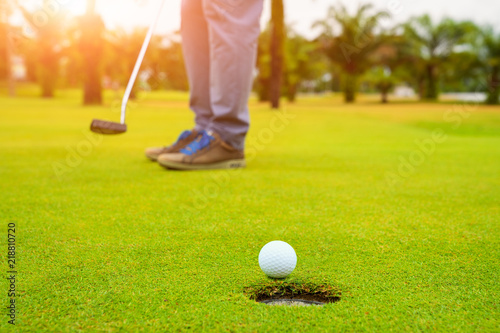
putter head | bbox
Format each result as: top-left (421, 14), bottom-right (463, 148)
top-left (90, 119), bottom-right (127, 135)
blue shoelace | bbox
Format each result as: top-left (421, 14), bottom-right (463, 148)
top-left (181, 130), bottom-right (215, 156)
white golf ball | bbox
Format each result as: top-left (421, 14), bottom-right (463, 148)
top-left (258, 241), bottom-right (297, 278)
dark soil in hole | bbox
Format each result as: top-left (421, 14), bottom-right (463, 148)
top-left (245, 280), bottom-right (341, 305)
top-left (260, 299), bottom-right (325, 307)
top-left (256, 293), bottom-right (339, 304)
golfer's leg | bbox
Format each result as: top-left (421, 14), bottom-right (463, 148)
top-left (181, 0), bottom-right (212, 130)
top-left (202, 0), bottom-right (264, 150)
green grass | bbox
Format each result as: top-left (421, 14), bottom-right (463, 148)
top-left (0, 89), bottom-right (499, 332)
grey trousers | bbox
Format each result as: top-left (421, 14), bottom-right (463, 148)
top-left (181, 0), bottom-right (264, 151)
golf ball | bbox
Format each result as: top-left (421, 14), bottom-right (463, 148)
top-left (258, 241), bottom-right (297, 278)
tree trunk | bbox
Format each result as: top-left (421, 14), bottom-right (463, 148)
top-left (82, 0), bottom-right (103, 105)
top-left (486, 66), bottom-right (499, 105)
top-left (257, 77), bottom-right (270, 102)
top-left (425, 64), bottom-right (438, 100)
top-left (343, 74), bottom-right (357, 103)
top-left (40, 66), bottom-right (55, 98)
top-left (287, 83), bottom-right (297, 103)
top-left (7, 32), bottom-right (15, 97)
top-left (418, 79), bottom-right (425, 100)
top-left (269, 0), bottom-right (284, 109)
top-left (381, 91), bottom-right (388, 103)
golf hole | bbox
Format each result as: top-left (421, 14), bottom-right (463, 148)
top-left (245, 281), bottom-right (341, 307)
top-left (259, 299), bottom-right (326, 307)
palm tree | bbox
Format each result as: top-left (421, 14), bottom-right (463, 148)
top-left (482, 27), bottom-right (500, 105)
top-left (257, 23), bottom-right (324, 103)
top-left (269, 0), bottom-right (285, 109)
top-left (18, 0), bottom-right (69, 97)
top-left (284, 28), bottom-right (323, 102)
top-left (315, 3), bottom-right (390, 103)
top-left (79, 0), bottom-right (105, 105)
top-left (365, 66), bottom-right (397, 103)
top-left (404, 15), bottom-right (477, 100)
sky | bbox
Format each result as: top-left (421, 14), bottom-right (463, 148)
top-left (13, 0), bottom-right (500, 38)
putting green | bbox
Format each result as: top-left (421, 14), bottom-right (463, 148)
top-left (0, 90), bottom-right (499, 331)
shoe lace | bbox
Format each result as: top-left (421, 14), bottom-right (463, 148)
top-left (181, 130), bottom-right (214, 156)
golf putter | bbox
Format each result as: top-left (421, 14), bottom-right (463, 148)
top-left (90, 0), bottom-right (166, 135)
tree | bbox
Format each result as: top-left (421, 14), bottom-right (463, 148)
top-left (315, 4), bottom-right (390, 103)
top-left (79, 0), bottom-right (104, 105)
top-left (269, 0), bottom-right (285, 109)
top-left (440, 50), bottom-right (482, 93)
top-left (106, 27), bottom-right (158, 100)
top-left (284, 29), bottom-right (324, 102)
top-left (256, 24), bottom-right (324, 103)
top-left (404, 15), bottom-right (477, 100)
top-left (17, 35), bottom-right (38, 83)
top-left (255, 24), bottom-right (272, 102)
top-left (0, 0), bottom-right (15, 96)
top-left (155, 33), bottom-right (188, 91)
top-left (127, 31), bottom-right (188, 92)
top-left (61, 23), bottom-right (84, 89)
top-left (481, 27), bottom-right (500, 104)
top-left (365, 66), bottom-right (396, 103)
top-left (18, 0), bottom-right (69, 97)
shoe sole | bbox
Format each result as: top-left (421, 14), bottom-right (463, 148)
top-left (158, 159), bottom-right (246, 171)
top-left (145, 154), bottom-right (159, 162)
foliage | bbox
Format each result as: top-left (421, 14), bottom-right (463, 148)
top-left (1, 2), bottom-right (499, 106)
top-left (147, 33), bottom-right (188, 91)
top-left (17, 0), bottom-right (71, 97)
top-left (284, 29), bottom-right (324, 102)
top-left (480, 26), bottom-right (500, 104)
top-left (102, 29), bottom-right (188, 99)
top-left (403, 15), bottom-right (478, 100)
top-left (364, 66), bottom-right (397, 103)
top-left (315, 3), bottom-right (391, 103)
top-left (104, 27), bottom-right (147, 100)
top-left (256, 24), bottom-right (324, 103)
top-left (440, 51), bottom-right (483, 93)
top-left (255, 24), bottom-right (272, 102)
